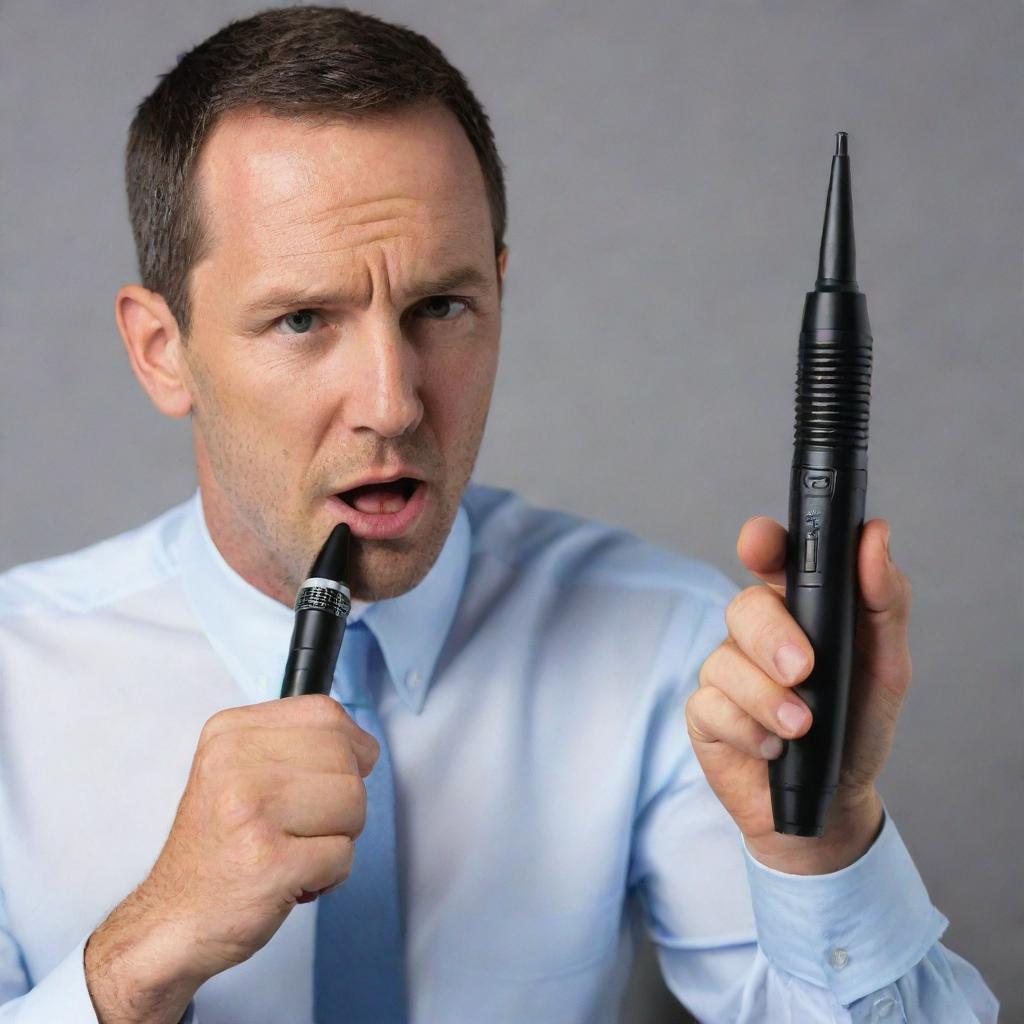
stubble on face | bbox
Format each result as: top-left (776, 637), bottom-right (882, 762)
top-left (176, 103), bottom-right (504, 606)
top-left (185, 339), bottom-right (495, 604)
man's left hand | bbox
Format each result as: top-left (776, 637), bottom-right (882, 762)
top-left (686, 516), bottom-right (913, 875)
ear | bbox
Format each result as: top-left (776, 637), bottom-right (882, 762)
top-left (115, 284), bottom-right (193, 418)
top-left (496, 245), bottom-right (509, 302)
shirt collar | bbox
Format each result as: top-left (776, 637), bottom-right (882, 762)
top-left (171, 487), bottom-right (471, 714)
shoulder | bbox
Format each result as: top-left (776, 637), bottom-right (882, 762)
top-left (458, 481), bottom-right (741, 724)
top-left (0, 496), bottom-right (192, 627)
top-left (461, 479), bottom-right (740, 612)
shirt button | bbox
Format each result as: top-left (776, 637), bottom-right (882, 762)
top-left (406, 670), bottom-right (422, 689)
top-left (872, 995), bottom-right (896, 1018)
top-left (829, 947), bottom-right (849, 970)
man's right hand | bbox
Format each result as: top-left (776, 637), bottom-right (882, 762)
top-left (85, 694), bottom-right (380, 1022)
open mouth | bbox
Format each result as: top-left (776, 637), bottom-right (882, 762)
top-left (336, 477), bottom-right (420, 515)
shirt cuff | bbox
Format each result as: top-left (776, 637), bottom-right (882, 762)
top-left (740, 799), bottom-right (950, 1005)
top-left (0, 932), bottom-right (98, 1020)
top-left (0, 931), bottom-right (198, 1024)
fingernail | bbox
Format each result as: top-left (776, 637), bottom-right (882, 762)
top-left (885, 528), bottom-right (893, 563)
top-left (777, 702), bottom-right (809, 733)
top-left (774, 644), bottom-right (808, 683)
top-left (761, 735), bottom-right (784, 759)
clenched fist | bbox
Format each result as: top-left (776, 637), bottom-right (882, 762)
top-left (686, 515), bottom-right (912, 874)
top-left (85, 695), bottom-right (380, 1020)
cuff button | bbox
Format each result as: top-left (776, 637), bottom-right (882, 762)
top-left (829, 946), bottom-right (849, 970)
top-left (872, 995), bottom-right (896, 1019)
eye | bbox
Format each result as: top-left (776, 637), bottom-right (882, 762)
top-left (415, 296), bottom-right (471, 321)
top-left (274, 309), bottom-right (324, 335)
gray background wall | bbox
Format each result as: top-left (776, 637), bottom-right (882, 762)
top-left (2, 1), bottom-right (1020, 1020)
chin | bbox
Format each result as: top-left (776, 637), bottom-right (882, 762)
top-left (345, 531), bottom-right (446, 602)
top-left (346, 563), bottom-right (429, 602)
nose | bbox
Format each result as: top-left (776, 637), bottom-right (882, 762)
top-left (344, 315), bottom-right (423, 439)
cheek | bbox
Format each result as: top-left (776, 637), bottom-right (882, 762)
top-left (194, 359), bottom-right (329, 496)
top-left (215, 355), bottom-right (327, 443)
top-left (428, 335), bottom-right (499, 415)
top-left (424, 344), bottom-right (496, 440)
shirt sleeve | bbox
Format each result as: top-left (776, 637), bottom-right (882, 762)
top-left (0, 887), bottom-right (198, 1023)
top-left (742, 802), bottom-right (1000, 1022)
top-left (627, 590), bottom-right (1001, 1023)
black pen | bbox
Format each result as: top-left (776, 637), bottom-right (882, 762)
top-left (279, 523), bottom-right (353, 699)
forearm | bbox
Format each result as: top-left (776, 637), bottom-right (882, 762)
top-left (84, 891), bottom-right (204, 1024)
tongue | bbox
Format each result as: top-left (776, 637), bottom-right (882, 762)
top-left (343, 481), bottom-right (409, 515)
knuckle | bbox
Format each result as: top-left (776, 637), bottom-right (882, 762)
top-left (337, 771), bottom-right (367, 814)
top-left (736, 584), bottom-right (766, 612)
top-left (719, 691), bottom-right (749, 729)
top-left (725, 585), bottom-right (769, 634)
top-left (214, 782), bottom-right (264, 831)
top-left (362, 732), bottom-right (381, 763)
top-left (683, 688), bottom-right (702, 732)
top-left (686, 684), bottom-right (722, 738)
top-left (324, 744), bottom-right (352, 777)
top-left (196, 729), bottom-right (233, 779)
top-left (328, 733), bottom-right (361, 774)
top-left (225, 814), bottom-right (277, 879)
top-left (751, 614), bottom-right (783, 652)
top-left (697, 660), bottom-right (710, 689)
top-left (725, 585), bottom-right (751, 625)
top-left (305, 693), bottom-right (348, 726)
top-left (698, 643), bottom-right (723, 687)
top-left (199, 708), bottom-right (235, 748)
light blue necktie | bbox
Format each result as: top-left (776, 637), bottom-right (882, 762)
top-left (314, 619), bottom-right (408, 1023)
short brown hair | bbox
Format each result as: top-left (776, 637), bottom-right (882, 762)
top-left (125, 5), bottom-right (507, 338)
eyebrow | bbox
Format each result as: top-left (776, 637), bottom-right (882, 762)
top-left (240, 264), bottom-right (493, 316)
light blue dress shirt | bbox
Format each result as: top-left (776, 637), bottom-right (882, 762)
top-left (0, 481), bottom-right (999, 1022)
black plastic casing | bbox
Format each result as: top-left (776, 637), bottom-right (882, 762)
top-left (279, 523), bottom-right (353, 699)
top-left (771, 292), bottom-right (872, 835)
top-left (279, 593), bottom-right (352, 699)
top-left (769, 135), bottom-right (874, 836)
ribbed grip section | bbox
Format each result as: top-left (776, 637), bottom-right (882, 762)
top-left (794, 334), bottom-right (873, 449)
top-left (294, 585), bottom-right (351, 618)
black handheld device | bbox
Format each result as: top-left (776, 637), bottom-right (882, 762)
top-left (279, 523), bottom-right (354, 699)
top-left (769, 132), bottom-right (874, 837)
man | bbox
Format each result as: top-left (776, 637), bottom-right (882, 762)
top-left (0, 6), bottom-right (998, 1023)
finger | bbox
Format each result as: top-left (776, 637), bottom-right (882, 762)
top-left (212, 724), bottom-right (377, 780)
top-left (700, 640), bottom-right (812, 739)
top-left (201, 695), bottom-right (380, 767)
top-left (686, 684), bottom-right (787, 761)
top-left (724, 585), bottom-right (815, 687)
top-left (286, 834), bottom-right (355, 904)
top-left (271, 771), bottom-right (368, 839)
top-left (736, 516), bottom-right (787, 593)
top-left (248, 723), bottom-right (363, 771)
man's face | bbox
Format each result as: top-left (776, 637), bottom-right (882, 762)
top-left (178, 102), bottom-right (506, 604)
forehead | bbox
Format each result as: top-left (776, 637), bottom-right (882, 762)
top-left (192, 103), bottom-right (492, 274)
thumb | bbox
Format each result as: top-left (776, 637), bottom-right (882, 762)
top-left (737, 515), bottom-right (787, 594)
top-left (858, 519), bottom-right (909, 619)
top-left (856, 519), bottom-right (913, 686)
